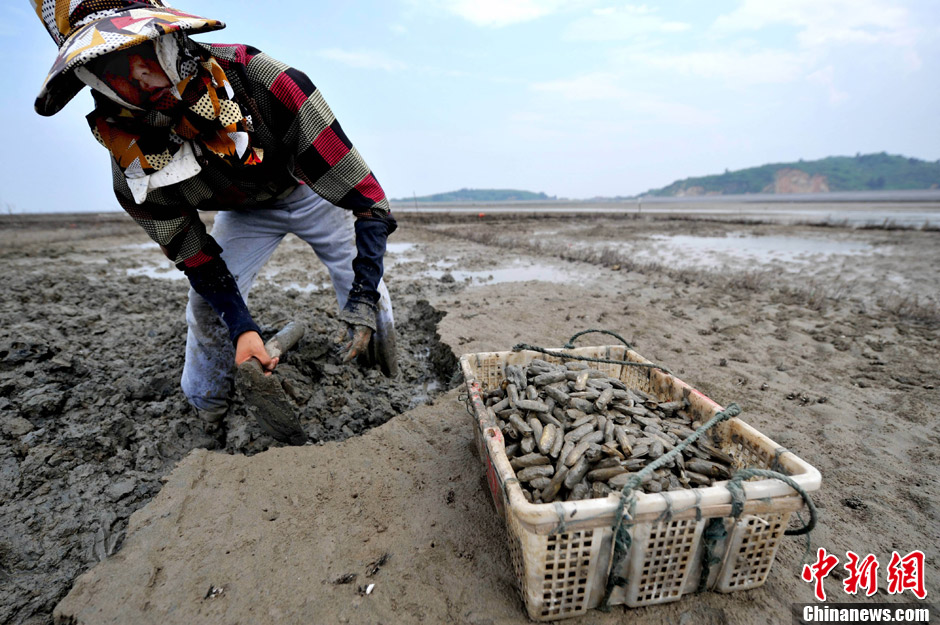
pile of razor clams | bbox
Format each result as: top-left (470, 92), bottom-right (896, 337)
top-left (483, 359), bottom-right (735, 503)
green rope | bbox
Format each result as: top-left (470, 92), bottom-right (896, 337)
top-left (770, 447), bottom-right (789, 473)
top-left (797, 511), bottom-right (815, 564)
top-left (552, 502), bottom-right (569, 535)
top-left (697, 518), bottom-right (728, 593)
top-left (725, 468), bottom-right (817, 536)
top-left (457, 392), bottom-right (475, 418)
top-left (655, 491), bottom-right (675, 524)
top-left (508, 328), bottom-right (818, 603)
top-left (601, 403), bottom-right (741, 606)
top-left (512, 343), bottom-right (672, 375)
top-left (564, 329), bottom-right (634, 350)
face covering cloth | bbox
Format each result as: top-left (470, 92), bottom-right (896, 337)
top-left (79, 33), bottom-right (262, 204)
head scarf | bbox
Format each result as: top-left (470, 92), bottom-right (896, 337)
top-left (32, 0), bottom-right (227, 117)
top-left (81, 33), bottom-right (262, 203)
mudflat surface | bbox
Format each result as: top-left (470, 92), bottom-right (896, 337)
top-left (1, 209), bottom-right (937, 625)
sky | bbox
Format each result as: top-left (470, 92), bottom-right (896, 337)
top-left (1, 0), bottom-right (939, 212)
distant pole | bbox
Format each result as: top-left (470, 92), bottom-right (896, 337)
top-left (413, 191), bottom-right (418, 212)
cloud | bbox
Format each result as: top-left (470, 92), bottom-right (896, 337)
top-left (714, 0), bottom-right (918, 50)
top-left (532, 72), bottom-right (628, 101)
top-left (702, 0), bottom-right (926, 98)
top-left (618, 48), bottom-right (809, 85)
top-left (566, 4), bottom-right (692, 41)
top-left (429, 0), bottom-right (571, 27)
top-left (316, 49), bottom-right (406, 72)
top-left (531, 73), bottom-right (718, 125)
top-left (807, 65), bottom-right (848, 105)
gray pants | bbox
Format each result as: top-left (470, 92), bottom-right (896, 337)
top-left (180, 185), bottom-right (393, 413)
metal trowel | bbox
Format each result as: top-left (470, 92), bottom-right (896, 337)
top-left (236, 321), bottom-right (308, 445)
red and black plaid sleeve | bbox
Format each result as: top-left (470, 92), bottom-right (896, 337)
top-left (234, 48), bottom-right (394, 224)
top-left (111, 161), bottom-right (259, 343)
top-left (106, 43), bottom-right (396, 336)
top-left (226, 46), bottom-right (396, 313)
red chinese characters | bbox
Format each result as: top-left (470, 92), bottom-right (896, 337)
top-left (801, 548), bottom-right (928, 601)
top-left (802, 548), bottom-right (840, 601)
top-left (886, 550), bottom-right (926, 599)
top-left (843, 551), bottom-right (880, 597)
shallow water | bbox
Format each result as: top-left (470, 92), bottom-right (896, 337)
top-left (279, 281), bottom-right (331, 293)
top-left (119, 242), bottom-right (158, 251)
top-left (386, 242), bottom-right (417, 254)
top-left (424, 258), bottom-right (583, 284)
top-left (126, 263), bottom-right (186, 280)
top-left (604, 232), bottom-right (875, 270)
top-left (125, 231), bottom-right (880, 285)
top-left (384, 242), bottom-right (584, 285)
top-left (395, 194), bottom-right (940, 226)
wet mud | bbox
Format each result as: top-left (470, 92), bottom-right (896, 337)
top-left (0, 227), bottom-right (459, 624)
top-left (2, 210), bottom-right (938, 625)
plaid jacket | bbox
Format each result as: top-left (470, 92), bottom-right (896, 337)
top-left (109, 41), bottom-right (395, 342)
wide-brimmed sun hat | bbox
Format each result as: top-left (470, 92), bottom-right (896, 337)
top-left (32, 0), bottom-right (225, 116)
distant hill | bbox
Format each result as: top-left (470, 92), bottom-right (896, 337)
top-left (645, 153), bottom-right (940, 197)
top-left (394, 188), bottom-right (552, 203)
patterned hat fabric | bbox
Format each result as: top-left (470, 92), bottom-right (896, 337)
top-left (32, 0), bottom-right (225, 116)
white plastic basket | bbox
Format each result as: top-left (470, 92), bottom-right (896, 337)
top-left (460, 345), bottom-right (821, 621)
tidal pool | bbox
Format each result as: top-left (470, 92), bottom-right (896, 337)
top-left (609, 232), bottom-right (875, 270)
top-left (424, 258), bottom-right (583, 284)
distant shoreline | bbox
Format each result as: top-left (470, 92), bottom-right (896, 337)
top-left (391, 189), bottom-right (940, 208)
top-left (4, 189), bottom-right (939, 216)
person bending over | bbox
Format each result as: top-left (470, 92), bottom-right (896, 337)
top-left (32, 0), bottom-right (398, 432)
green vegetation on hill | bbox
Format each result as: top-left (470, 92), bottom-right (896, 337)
top-left (646, 153), bottom-right (940, 196)
top-left (395, 188), bottom-right (552, 203)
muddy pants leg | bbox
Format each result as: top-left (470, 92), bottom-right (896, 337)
top-left (180, 206), bottom-right (290, 415)
top-left (285, 185), bottom-right (395, 338)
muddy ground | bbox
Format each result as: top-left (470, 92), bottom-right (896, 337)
top-left (0, 208), bottom-right (937, 625)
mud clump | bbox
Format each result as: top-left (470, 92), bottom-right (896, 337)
top-left (227, 294), bottom-right (459, 453)
top-left (0, 265), bottom-right (457, 625)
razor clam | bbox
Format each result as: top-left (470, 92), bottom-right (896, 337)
top-left (508, 414), bottom-right (532, 434)
top-left (510, 453), bottom-right (551, 470)
top-left (595, 388), bottom-right (614, 411)
top-left (564, 456), bottom-right (592, 489)
top-left (564, 422), bottom-right (595, 444)
top-left (542, 384), bottom-right (570, 405)
top-left (550, 428), bottom-right (564, 458)
top-left (517, 465), bottom-right (554, 482)
top-left (520, 434), bottom-right (536, 454)
top-left (587, 466), bottom-right (629, 482)
top-left (529, 477), bottom-right (552, 491)
top-left (495, 359), bottom-right (737, 502)
top-left (528, 417), bottom-right (543, 442)
top-left (505, 364), bottom-right (527, 390)
top-left (538, 423), bottom-right (557, 455)
top-left (565, 434), bottom-right (604, 467)
top-left (570, 482), bottom-right (592, 500)
top-left (536, 411), bottom-right (564, 429)
top-left (571, 370), bottom-right (590, 391)
top-left (541, 466), bottom-right (570, 502)
top-left (533, 371), bottom-right (567, 386)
